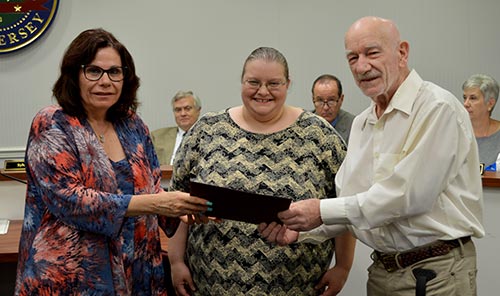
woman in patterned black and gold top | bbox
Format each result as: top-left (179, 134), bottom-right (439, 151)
top-left (168, 47), bottom-right (356, 295)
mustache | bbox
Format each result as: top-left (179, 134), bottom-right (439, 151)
top-left (356, 71), bottom-right (379, 81)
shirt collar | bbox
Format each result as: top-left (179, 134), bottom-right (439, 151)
top-left (177, 127), bottom-right (186, 136)
top-left (362, 69), bottom-right (423, 128)
top-left (331, 115), bottom-right (340, 127)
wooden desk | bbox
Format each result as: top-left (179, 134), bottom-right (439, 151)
top-left (160, 165), bottom-right (173, 181)
top-left (0, 169), bottom-right (27, 182)
top-left (0, 220), bottom-right (169, 264)
top-left (1, 166), bottom-right (173, 182)
top-left (482, 170), bottom-right (500, 188)
top-left (0, 220), bottom-right (22, 263)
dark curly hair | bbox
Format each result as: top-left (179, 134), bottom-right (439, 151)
top-left (52, 28), bottom-right (140, 121)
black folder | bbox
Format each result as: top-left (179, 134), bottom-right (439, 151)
top-left (190, 181), bottom-right (292, 224)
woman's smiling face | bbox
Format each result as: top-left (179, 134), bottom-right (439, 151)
top-left (79, 47), bottom-right (123, 116)
top-left (240, 59), bottom-right (289, 121)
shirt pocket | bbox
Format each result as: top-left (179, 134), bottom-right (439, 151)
top-left (373, 152), bottom-right (401, 182)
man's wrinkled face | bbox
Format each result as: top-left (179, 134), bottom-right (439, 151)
top-left (312, 81), bottom-right (343, 123)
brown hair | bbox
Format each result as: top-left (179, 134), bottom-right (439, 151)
top-left (241, 47), bottom-right (289, 82)
top-left (52, 28), bottom-right (140, 121)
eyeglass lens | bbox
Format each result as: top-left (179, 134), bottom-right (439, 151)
top-left (83, 65), bottom-right (125, 82)
top-left (314, 99), bottom-right (338, 107)
top-left (244, 80), bottom-right (285, 91)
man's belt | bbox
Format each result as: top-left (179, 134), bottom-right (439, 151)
top-left (374, 236), bottom-right (471, 272)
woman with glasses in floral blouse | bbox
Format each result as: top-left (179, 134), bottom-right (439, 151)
top-left (15, 28), bottom-right (210, 295)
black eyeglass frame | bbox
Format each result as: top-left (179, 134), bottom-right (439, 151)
top-left (313, 98), bottom-right (340, 108)
top-left (80, 65), bottom-right (127, 82)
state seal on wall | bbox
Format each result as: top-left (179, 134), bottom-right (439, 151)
top-left (0, 0), bottom-right (59, 54)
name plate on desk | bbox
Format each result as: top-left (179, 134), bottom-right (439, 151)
top-left (4, 160), bottom-right (25, 171)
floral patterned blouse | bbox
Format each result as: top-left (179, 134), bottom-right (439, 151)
top-left (15, 105), bottom-right (179, 296)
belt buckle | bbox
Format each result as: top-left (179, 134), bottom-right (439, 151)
top-left (380, 253), bottom-right (398, 272)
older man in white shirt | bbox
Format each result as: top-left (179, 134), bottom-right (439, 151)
top-left (260, 16), bottom-right (484, 296)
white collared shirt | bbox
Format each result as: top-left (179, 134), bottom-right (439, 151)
top-left (301, 70), bottom-right (485, 252)
top-left (170, 128), bottom-right (185, 165)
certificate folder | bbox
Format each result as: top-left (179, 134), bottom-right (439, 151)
top-left (190, 182), bottom-right (292, 224)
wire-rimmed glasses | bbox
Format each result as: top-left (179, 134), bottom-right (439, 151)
top-left (243, 79), bottom-right (287, 91)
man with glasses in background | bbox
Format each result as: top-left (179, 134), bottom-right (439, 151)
top-left (151, 90), bottom-right (202, 165)
top-left (312, 74), bottom-right (355, 144)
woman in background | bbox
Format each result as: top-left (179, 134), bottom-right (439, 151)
top-left (463, 74), bottom-right (500, 170)
top-left (168, 47), bottom-right (355, 296)
top-left (15, 28), bottom-right (209, 295)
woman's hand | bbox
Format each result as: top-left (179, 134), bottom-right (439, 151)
top-left (315, 265), bottom-right (350, 296)
top-left (126, 191), bottom-right (211, 217)
top-left (170, 261), bottom-right (196, 296)
top-left (180, 214), bottom-right (222, 225)
top-left (258, 222), bottom-right (299, 246)
top-left (155, 191), bottom-right (210, 217)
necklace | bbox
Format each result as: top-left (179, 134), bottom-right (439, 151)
top-left (98, 124), bottom-right (111, 143)
top-left (89, 121), bottom-right (111, 143)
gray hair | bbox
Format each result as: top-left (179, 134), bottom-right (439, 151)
top-left (170, 90), bottom-right (202, 110)
top-left (241, 47), bottom-right (289, 82)
top-left (462, 74), bottom-right (499, 113)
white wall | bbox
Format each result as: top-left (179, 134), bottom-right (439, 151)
top-left (2, 0), bottom-right (500, 160)
top-left (0, 182), bottom-right (25, 220)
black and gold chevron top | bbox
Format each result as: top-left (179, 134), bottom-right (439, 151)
top-left (171, 109), bottom-right (346, 295)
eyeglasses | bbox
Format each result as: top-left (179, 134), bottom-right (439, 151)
top-left (81, 65), bottom-right (126, 82)
top-left (313, 99), bottom-right (339, 108)
top-left (243, 79), bottom-right (287, 91)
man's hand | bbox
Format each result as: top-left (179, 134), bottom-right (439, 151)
top-left (258, 222), bottom-right (299, 246)
top-left (278, 199), bottom-right (322, 231)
